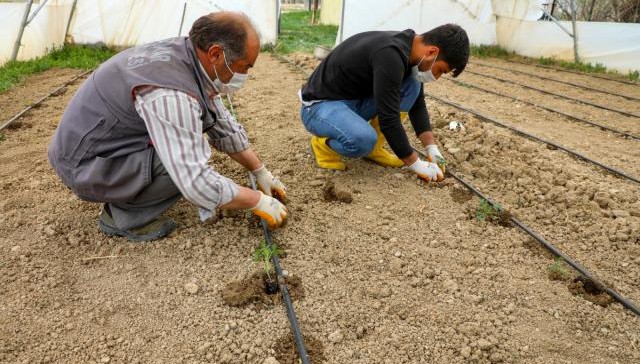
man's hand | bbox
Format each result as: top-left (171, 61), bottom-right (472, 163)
top-left (251, 165), bottom-right (287, 200)
top-left (250, 192), bottom-right (288, 229)
top-left (408, 159), bottom-right (444, 182)
top-left (426, 144), bottom-right (446, 174)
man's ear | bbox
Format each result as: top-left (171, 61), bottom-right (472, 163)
top-left (207, 44), bottom-right (224, 63)
top-left (427, 45), bottom-right (440, 58)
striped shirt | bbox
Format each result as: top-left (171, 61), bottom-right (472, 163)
top-left (133, 86), bottom-right (250, 211)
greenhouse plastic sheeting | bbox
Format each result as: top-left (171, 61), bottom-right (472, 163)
top-left (337, 0), bottom-right (497, 45)
top-left (0, 0), bottom-right (277, 66)
top-left (497, 18), bottom-right (640, 74)
top-left (0, 1), bottom-right (71, 64)
top-left (337, 0), bottom-right (639, 73)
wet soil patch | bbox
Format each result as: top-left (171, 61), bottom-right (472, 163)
top-left (322, 180), bottom-right (353, 203)
top-left (449, 186), bottom-right (473, 204)
top-left (221, 271), bottom-right (304, 308)
top-left (568, 276), bottom-right (614, 307)
top-left (273, 333), bottom-right (326, 364)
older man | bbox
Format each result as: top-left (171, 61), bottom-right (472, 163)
top-left (300, 24), bottom-right (470, 181)
top-left (48, 12), bottom-right (287, 242)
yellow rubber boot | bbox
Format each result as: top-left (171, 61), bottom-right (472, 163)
top-left (310, 136), bottom-right (346, 171)
top-left (365, 117), bottom-right (404, 168)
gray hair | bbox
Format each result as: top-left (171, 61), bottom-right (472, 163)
top-left (189, 12), bottom-right (250, 62)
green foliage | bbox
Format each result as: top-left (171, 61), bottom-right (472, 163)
top-left (470, 45), bottom-right (513, 58)
top-left (547, 257), bottom-right (571, 281)
top-left (0, 44), bottom-right (115, 93)
top-left (0, 131), bottom-right (5, 143)
top-left (275, 11), bottom-right (338, 54)
top-left (252, 241), bottom-right (282, 280)
top-left (629, 70), bottom-right (639, 82)
top-left (476, 198), bottom-right (502, 222)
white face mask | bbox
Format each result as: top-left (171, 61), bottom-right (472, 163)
top-left (212, 50), bottom-right (248, 94)
top-left (413, 51), bottom-right (438, 83)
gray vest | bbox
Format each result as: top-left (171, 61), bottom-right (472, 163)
top-left (48, 37), bottom-right (216, 203)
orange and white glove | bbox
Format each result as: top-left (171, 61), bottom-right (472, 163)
top-left (250, 192), bottom-right (288, 229)
top-left (426, 144), bottom-right (446, 174)
top-left (408, 159), bottom-right (444, 182)
top-left (251, 165), bottom-right (287, 200)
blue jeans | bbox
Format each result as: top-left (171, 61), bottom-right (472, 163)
top-left (300, 77), bottom-right (421, 158)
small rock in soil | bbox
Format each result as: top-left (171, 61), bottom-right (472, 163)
top-left (263, 357), bottom-right (280, 364)
top-left (477, 338), bottom-right (493, 351)
top-left (184, 282), bottom-right (199, 294)
top-left (328, 329), bottom-right (344, 343)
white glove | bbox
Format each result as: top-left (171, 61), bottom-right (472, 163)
top-left (426, 144), bottom-right (446, 174)
top-left (251, 165), bottom-right (287, 200)
top-left (250, 192), bottom-right (288, 229)
top-left (408, 159), bottom-right (444, 182)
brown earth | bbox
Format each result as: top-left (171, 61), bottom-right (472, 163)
top-left (0, 54), bottom-right (639, 364)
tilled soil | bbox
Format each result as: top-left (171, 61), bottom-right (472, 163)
top-left (0, 55), bottom-right (639, 364)
top-left (460, 66), bottom-right (640, 135)
top-left (469, 58), bottom-right (640, 101)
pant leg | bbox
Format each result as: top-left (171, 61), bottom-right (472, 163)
top-left (300, 101), bottom-right (377, 158)
top-left (108, 151), bottom-right (181, 230)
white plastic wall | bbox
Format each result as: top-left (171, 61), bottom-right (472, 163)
top-left (337, 0), bottom-right (639, 73)
top-left (497, 18), bottom-right (640, 73)
top-left (0, 1), bottom-right (72, 64)
top-left (0, 0), bottom-right (278, 66)
top-left (337, 0), bottom-right (497, 46)
top-left (69, 0), bottom-right (278, 47)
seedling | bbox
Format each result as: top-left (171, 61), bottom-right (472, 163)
top-left (476, 198), bottom-right (502, 222)
top-left (252, 240), bottom-right (282, 294)
top-left (0, 132), bottom-right (5, 142)
top-left (547, 257), bottom-right (571, 281)
top-left (435, 155), bottom-right (447, 173)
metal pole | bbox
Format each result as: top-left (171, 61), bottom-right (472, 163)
top-left (11, 0), bottom-right (34, 62)
top-left (338, 0), bottom-right (346, 43)
top-left (178, 2), bottom-right (187, 36)
top-left (26, 0), bottom-right (50, 24)
top-left (570, 0), bottom-right (579, 63)
top-left (64, 0), bottom-right (79, 44)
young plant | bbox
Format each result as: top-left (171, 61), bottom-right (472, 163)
top-left (476, 199), bottom-right (502, 222)
top-left (547, 257), bottom-right (571, 281)
top-left (435, 155), bottom-right (447, 173)
top-left (252, 240), bottom-right (282, 282)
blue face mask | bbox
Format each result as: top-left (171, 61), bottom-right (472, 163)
top-left (412, 51), bottom-right (438, 83)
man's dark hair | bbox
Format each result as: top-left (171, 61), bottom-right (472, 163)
top-left (189, 12), bottom-right (249, 62)
top-left (421, 24), bottom-right (469, 77)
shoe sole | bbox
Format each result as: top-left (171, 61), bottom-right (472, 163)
top-left (98, 219), bottom-right (177, 242)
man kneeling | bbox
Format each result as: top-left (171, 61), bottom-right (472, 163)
top-left (299, 24), bottom-right (469, 182)
top-left (48, 12), bottom-right (287, 241)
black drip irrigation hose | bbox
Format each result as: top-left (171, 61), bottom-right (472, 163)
top-left (465, 70), bottom-right (640, 119)
top-left (248, 174), bottom-right (311, 364)
top-left (413, 148), bottom-right (640, 317)
top-left (425, 92), bottom-right (640, 186)
top-left (471, 61), bottom-right (640, 102)
top-left (447, 78), bottom-right (640, 141)
top-left (502, 58), bottom-right (639, 87)
top-left (1, 69), bottom-right (93, 131)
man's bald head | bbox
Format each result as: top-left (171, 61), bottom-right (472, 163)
top-left (189, 11), bottom-right (259, 62)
